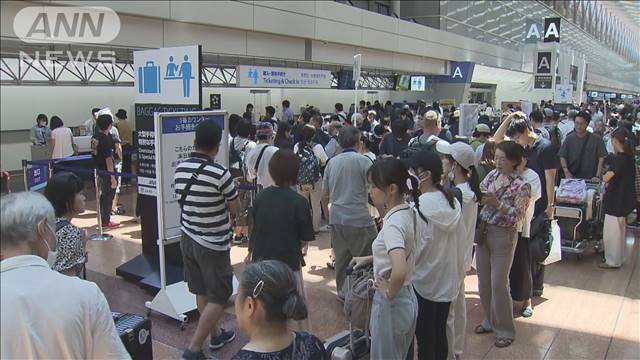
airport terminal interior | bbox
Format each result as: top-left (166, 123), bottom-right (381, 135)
top-left (0, 1), bottom-right (639, 359)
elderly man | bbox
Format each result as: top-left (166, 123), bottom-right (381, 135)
top-left (1, 191), bottom-right (129, 359)
top-left (323, 126), bottom-right (377, 298)
top-left (559, 111), bottom-right (607, 181)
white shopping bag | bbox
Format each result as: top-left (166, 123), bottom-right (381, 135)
top-left (543, 220), bottom-right (562, 265)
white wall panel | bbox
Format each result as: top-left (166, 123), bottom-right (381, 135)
top-left (315, 1), bottom-right (361, 26)
top-left (397, 37), bottom-right (428, 57)
top-left (252, 5), bottom-right (315, 39)
top-left (1, 1), bottom-right (30, 38)
top-left (361, 28), bottom-right (397, 52)
top-left (358, 48), bottom-right (394, 69)
top-left (169, 1), bottom-right (253, 31)
top-left (257, 1), bottom-right (316, 16)
top-left (361, 11), bottom-right (397, 34)
top-left (163, 21), bottom-right (247, 55)
top-left (311, 41), bottom-right (355, 65)
top-left (246, 32), bottom-right (305, 60)
top-left (315, 19), bottom-right (362, 46)
top-left (51, 0), bottom-right (171, 19)
top-left (110, 14), bottom-right (163, 48)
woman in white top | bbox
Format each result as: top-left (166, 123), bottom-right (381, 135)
top-left (509, 157), bottom-right (542, 318)
top-left (405, 150), bottom-right (466, 360)
top-left (351, 158), bottom-right (419, 360)
top-left (442, 142), bottom-right (482, 359)
top-left (49, 116), bottom-right (76, 159)
top-left (293, 125), bottom-right (328, 233)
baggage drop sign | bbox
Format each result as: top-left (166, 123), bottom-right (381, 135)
top-left (134, 46), bottom-right (201, 105)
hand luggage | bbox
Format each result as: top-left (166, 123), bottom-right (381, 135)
top-left (324, 266), bottom-right (371, 359)
top-left (112, 312), bottom-right (153, 359)
top-left (138, 61), bottom-right (160, 94)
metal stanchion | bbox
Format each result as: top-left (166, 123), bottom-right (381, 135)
top-left (22, 160), bottom-right (29, 191)
top-left (89, 168), bottom-right (113, 241)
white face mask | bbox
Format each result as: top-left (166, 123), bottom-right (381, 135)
top-left (41, 223), bottom-right (58, 268)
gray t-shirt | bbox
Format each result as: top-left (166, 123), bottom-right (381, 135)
top-left (323, 150), bottom-right (374, 227)
top-left (558, 132), bottom-right (606, 179)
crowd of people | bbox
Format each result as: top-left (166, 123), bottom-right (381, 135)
top-left (1, 96), bottom-right (639, 360)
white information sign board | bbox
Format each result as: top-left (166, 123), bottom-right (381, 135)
top-left (554, 84), bottom-right (573, 104)
top-left (134, 45), bottom-right (200, 104)
top-left (459, 103), bottom-right (480, 137)
top-left (237, 65), bottom-right (332, 88)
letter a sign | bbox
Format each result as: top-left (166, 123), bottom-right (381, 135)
top-left (525, 20), bottom-right (542, 43)
top-left (544, 17), bottom-right (560, 42)
top-left (452, 66), bottom-right (463, 78)
top-left (536, 52), bottom-right (552, 74)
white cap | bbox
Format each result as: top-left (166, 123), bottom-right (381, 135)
top-left (453, 110), bottom-right (460, 117)
top-left (368, 110), bottom-right (376, 115)
top-left (449, 142), bottom-right (477, 170)
top-left (403, 104), bottom-right (411, 110)
top-left (435, 140), bottom-right (451, 155)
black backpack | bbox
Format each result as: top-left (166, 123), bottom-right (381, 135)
top-left (399, 137), bottom-right (439, 159)
top-left (529, 213), bottom-right (552, 263)
top-left (229, 138), bottom-right (248, 169)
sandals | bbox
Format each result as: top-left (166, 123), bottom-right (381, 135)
top-left (598, 263), bottom-right (621, 269)
top-left (474, 325), bottom-right (493, 334)
top-left (495, 337), bottom-right (513, 348)
top-left (521, 306), bottom-right (534, 318)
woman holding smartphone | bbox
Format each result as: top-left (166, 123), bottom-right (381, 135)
top-left (475, 141), bottom-right (531, 348)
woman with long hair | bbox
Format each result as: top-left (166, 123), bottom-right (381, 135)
top-left (350, 158), bottom-right (420, 359)
top-left (274, 121), bottom-right (293, 149)
top-left (443, 142), bottom-right (482, 358)
top-left (405, 150), bottom-right (466, 360)
top-left (599, 128), bottom-right (636, 269)
top-left (294, 125), bottom-right (328, 233)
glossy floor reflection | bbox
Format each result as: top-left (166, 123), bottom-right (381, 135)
top-left (75, 188), bottom-right (639, 359)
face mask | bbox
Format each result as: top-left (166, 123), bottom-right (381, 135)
top-left (41, 223), bottom-right (58, 268)
top-left (38, 122), bottom-right (46, 127)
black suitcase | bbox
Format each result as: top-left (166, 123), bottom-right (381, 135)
top-left (112, 312), bottom-right (153, 360)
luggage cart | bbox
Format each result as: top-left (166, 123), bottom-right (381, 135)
top-left (555, 180), bottom-right (603, 259)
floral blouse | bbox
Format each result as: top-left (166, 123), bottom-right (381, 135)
top-left (52, 217), bottom-right (86, 273)
top-left (479, 170), bottom-right (531, 228)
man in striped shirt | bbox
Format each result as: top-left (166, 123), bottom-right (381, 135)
top-left (174, 121), bottom-right (240, 360)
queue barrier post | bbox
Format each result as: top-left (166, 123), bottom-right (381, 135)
top-left (88, 168), bottom-right (113, 242)
top-left (22, 160), bottom-right (29, 191)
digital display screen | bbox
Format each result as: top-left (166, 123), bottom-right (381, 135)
top-left (410, 76), bottom-right (426, 91)
top-left (395, 75), bottom-right (411, 91)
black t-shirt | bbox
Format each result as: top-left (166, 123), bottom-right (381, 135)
top-left (603, 153), bottom-right (636, 217)
top-left (92, 132), bottom-right (114, 171)
top-left (526, 136), bottom-right (559, 216)
top-left (249, 187), bottom-right (315, 271)
top-left (232, 332), bottom-right (328, 360)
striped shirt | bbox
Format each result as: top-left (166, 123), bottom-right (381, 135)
top-left (174, 152), bottom-right (238, 251)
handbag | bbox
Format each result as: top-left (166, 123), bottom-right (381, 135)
top-left (343, 265), bottom-right (374, 331)
top-left (475, 172), bottom-right (511, 245)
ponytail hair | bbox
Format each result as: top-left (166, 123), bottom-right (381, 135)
top-left (611, 127), bottom-right (634, 155)
top-left (467, 165), bottom-right (483, 203)
top-left (408, 172), bottom-right (429, 223)
top-left (239, 260), bottom-right (308, 322)
top-left (434, 182), bottom-right (456, 209)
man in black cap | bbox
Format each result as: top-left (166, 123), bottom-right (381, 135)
top-left (114, 109), bottom-right (133, 187)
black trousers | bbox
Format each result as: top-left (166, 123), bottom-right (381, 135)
top-left (532, 262), bottom-right (545, 295)
top-left (509, 234), bottom-right (533, 302)
top-left (415, 292), bottom-right (451, 360)
top-left (99, 176), bottom-right (115, 224)
top-left (122, 144), bottom-right (133, 185)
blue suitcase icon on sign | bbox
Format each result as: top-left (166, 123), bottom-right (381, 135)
top-left (138, 61), bottom-right (161, 94)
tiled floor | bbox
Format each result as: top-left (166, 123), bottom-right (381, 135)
top-left (74, 187), bottom-right (639, 359)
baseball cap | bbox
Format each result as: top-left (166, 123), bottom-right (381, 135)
top-left (474, 123), bottom-right (491, 134)
top-left (453, 110), bottom-right (460, 117)
top-left (435, 140), bottom-right (451, 155)
top-left (115, 109), bottom-right (127, 119)
top-left (256, 122), bottom-right (274, 137)
top-left (449, 142), bottom-right (476, 170)
top-left (368, 110), bottom-right (376, 115)
top-left (403, 104), bottom-right (411, 110)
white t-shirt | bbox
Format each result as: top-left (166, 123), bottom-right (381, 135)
top-left (51, 127), bottom-right (75, 159)
top-left (412, 191), bottom-right (463, 302)
top-left (456, 182), bottom-right (478, 272)
top-left (245, 143), bottom-right (278, 189)
top-left (229, 137), bottom-right (256, 169)
top-left (293, 143), bottom-right (328, 167)
top-left (372, 204), bottom-right (416, 287)
top-left (518, 168), bottom-right (542, 237)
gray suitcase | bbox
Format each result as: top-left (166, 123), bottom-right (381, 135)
top-left (324, 266), bottom-right (370, 359)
